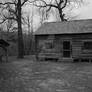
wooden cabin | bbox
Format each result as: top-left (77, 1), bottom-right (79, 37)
top-left (34, 19), bottom-right (92, 62)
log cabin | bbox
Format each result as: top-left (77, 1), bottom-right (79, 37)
top-left (34, 19), bottom-right (92, 62)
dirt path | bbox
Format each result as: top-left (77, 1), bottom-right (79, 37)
top-left (0, 59), bottom-right (92, 92)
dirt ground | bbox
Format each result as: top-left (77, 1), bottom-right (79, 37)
top-left (0, 56), bottom-right (92, 92)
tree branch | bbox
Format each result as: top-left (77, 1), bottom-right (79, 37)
top-left (55, 0), bottom-right (59, 5)
top-left (33, 2), bottom-right (58, 8)
top-left (0, 19), bottom-right (6, 24)
top-left (0, 2), bottom-right (16, 5)
top-left (21, 0), bottom-right (29, 6)
top-left (0, 12), bottom-right (17, 25)
top-left (4, 15), bottom-right (17, 21)
top-left (58, 0), bottom-right (64, 7)
top-left (61, 0), bottom-right (68, 9)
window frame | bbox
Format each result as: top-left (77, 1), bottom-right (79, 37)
top-left (62, 40), bottom-right (72, 58)
top-left (82, 40), bottom-right (92, 51)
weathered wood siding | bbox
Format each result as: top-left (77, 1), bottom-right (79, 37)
top-left (72, 39), bottom-right (82, 58)
top-left (72, 34), bottom-right (92, 59)
top-left (35, 33), bottom-right (92, 61)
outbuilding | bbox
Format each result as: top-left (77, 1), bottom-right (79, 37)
top-left (34, 19), bottom-right (92, 62)
top-left (0, 39), bottom-right (10, 62)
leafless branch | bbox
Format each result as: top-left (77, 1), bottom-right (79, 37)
top-left (0, 2), bottom-right (16, 6)
top-left (0, 19), bottom-right (6, 24)
top-left (33, 2), bottom-right (58, 8)
top-left (3, 14), bottom-right (17, 21)
top-left (55, 0), bottom-right (59, 5)
top-left (21, 0), bottom-right (29, 6)
top-left (61, 0), bottom-right (68, 9)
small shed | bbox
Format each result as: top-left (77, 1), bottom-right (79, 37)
top-left (0, 39), bottom-right (10, 62)
top-left (34, 19), bottom-right (92, 62)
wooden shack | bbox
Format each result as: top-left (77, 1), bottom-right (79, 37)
top-left (34, 19), bottom-right (92, 62)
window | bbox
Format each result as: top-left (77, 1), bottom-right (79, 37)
top-left (83, 41), bottom-right (92, 50)
top-left (63, 41), bottom-right (71, 58)
top-left (63, 41), bottom-right (71, 50)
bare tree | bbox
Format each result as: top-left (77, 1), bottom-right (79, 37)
top-left (38, 7), bottom-right (49, 24)
top-left (24, 10), bottom-right (34, 55)
top-left (0, 0), bottom-right (30, 58)
top-left (32, 0), bottom-right (83, 21)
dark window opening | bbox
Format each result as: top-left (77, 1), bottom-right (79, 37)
top-left (63, 41), bottom-right (70, 50)
top-left (63, 41), bottom-right (71, 58)
top-left (63, 51), bottom-right (71, 57)
top-left (83, 41), bottom-right (92, 50)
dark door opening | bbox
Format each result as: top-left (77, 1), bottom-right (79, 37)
top-left (63, 41), bottom-right (71, 58)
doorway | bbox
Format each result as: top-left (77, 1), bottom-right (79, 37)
top-left (63, 41), bottom-right (72, 58)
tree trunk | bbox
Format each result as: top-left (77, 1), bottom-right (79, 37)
top-left (17, 0), bottom-right (24, 58)
top-left (59, 8), bottom-right (64, 21)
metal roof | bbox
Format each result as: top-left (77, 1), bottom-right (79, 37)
top-left (34, 19), bottom-right (92, 35)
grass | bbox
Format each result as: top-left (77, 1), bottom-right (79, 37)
top-left (0, 55), bottom-right (92, 92)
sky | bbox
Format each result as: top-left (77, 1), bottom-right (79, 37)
top-left (1, 0), bottom-right (92, 32)
top-left (22, 0), bottom-right (92, 31)
top-left (45, 0), bottom-right (92, 21)
top-left (72, 0), bottom-right (92, 20)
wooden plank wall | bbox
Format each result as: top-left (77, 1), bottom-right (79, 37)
top-left (35, 34), bottom-right (92, 60)
top-left (72, 39), bottom-right (82, 58)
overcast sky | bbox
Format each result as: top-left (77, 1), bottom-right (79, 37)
top-left (46, 0), bottom-right (92, 21)
top-left (72, 0), bottom-right (92, 20)
top-left (23, 0), bottom-right (92, 30)
top-left (1, 0), bottom-right (92, 31)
